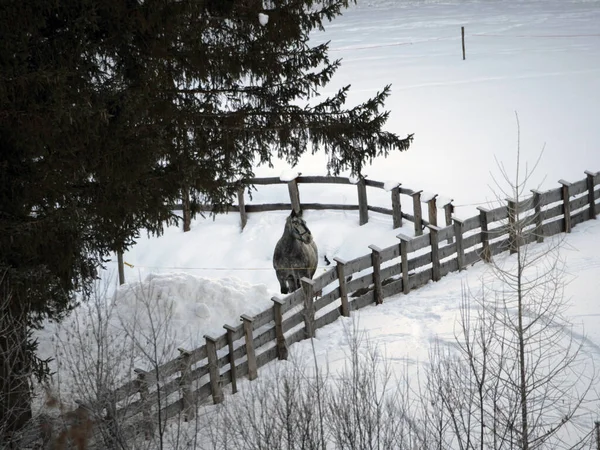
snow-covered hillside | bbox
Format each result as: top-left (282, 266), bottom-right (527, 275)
top-left (37, 0), bottom-right (600, 447)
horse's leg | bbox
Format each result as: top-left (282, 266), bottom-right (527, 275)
top-left (278, 276), bottom-right (289, 294)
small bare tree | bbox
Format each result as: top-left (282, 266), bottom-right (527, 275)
top-left (422, 117), bottom-right (597, 449)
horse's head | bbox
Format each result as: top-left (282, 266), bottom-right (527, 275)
top-left (286, 209), bottom-right (313, 243)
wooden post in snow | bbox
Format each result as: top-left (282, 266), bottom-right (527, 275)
top-left (462, 26), bottom-right (466, 60)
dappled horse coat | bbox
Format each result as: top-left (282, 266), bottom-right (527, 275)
top-left (272, 210), bottom-right (318, 294)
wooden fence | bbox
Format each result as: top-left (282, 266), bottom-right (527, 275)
top-left (118, 175), bottom-right (454, 284)
top-left (180, 175), bottom-right (455, 233)
top-left (32, 170), bottom-right (600, 448)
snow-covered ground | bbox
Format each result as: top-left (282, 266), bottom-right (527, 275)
top-left (38, 0), bottom-right (600, 446)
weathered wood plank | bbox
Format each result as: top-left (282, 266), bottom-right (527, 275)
top-left (439, 258), bottom-right (459, 278)
top-left (247, 177), bottom-right (286, 185)
top-left (478, 207), bottom-right (491, 262)
top-left (256, 346), bottom-right (278, 370)
top-left (462, 233), bottom-right (481, 252)
top-left (570, 194), bottom-right (589, 212)
top-left (462, 215), bottom-right (481, 233)
top-left (560, 180), bottom-right (572, 233)
top-left (287, 180), bottom-right (301, 214)
top-left (314, 307), bottom-right (342, 331)
top-left (224, 325), bottom-right (239, 393)
top-left (252, 326), bottom-right (276, 352)
top-left (281, 310), bottom-right (304, 335)
top-left (347, 272), bottom-right (373, 294)
top-left (487, 205), bottom-right (509, 223)
top-left (364, 179), bottom-right (386, 189)
top-left (570, 178), bottom-right (588, 196)
top-left (544, 186), bottom-right (563, 205)
top-left (380, 263), bottom-right (401, 281)
top-left (489, 238), bottom-right (510, 257)
top-left (429, 226), bottom-right (441, 282)
top-left (542, 203), bottom-right (563, 222)
top-left (238, 188), bottom-right (247, 230)
top-left (409, 233), bottom-right (431, 252)
top-left (357, 178), bottom-right (369, 225)
top-left (370, 245), bottom-right (383, 304)
top-left (542, 218), bottom-right (564, 237)
top-left (301, 278), bottom-right (316, 339)
top-left (253, 308), bottom-right (274, 330)
top-left (531, 190), bottom-right (544, 243)
top-left (296, 176), bottom-right (351, 185)
top-left (345, 253), bottom-right (373, 275)
top-left (334, 257), bottom-right (350, 317)
top-left (272, 298), bottom-right (288, 361)
top-left (391, 186), bottom-right (402, 228)
top-left (349, 290), bottom-right (375, 311)
top-left (367, 205), bottom-right (393, 216)
top-left (453, 218), bottom-right (465, 270)
top-left (314, 287), bottom-right (340, 313)
top-left (380, 243), bottom-right (400, 263)
top-left (411, 269), bottom-right (432, 290)
top-left (286, 328), bottom-right (307, 349)
top-left (382, 278), bottom-right (403, 298)
top-left (241, 315), bottom-right (258, 381)
top-left (281, 288), bottom-right (304, 314)
top-left (312, 268), bottom-right (338, 293)
top-left (586, 171), bottom-right (597, 219)
top-left (412, 191), bottom-right (423, 236)
top-left (463, 249), bottom-right (481, 266)
top-left (245, 203), bottom-right (360, 213)
top-left (437, 225), bottom-right (455, 243)
top-left (571, 208), bottom-right (589, 227)
top-left (407, 252), bottom-right (432, 272)
top-left (439, 242), bottom-right (457, 261)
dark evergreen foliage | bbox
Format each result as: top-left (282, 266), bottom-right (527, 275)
top-left (0, 0), bottom-right (412, 439)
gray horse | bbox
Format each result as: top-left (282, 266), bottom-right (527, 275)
top-left (273, 210), bottom-right (318, 294)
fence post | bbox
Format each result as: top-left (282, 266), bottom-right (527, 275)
top-left (559, 179), bottom-right (572, 233)
top-left (182, 186), bottom-right (191, 232)
top-left (444, 201), bottom-right (454, 244)
top-left (453, 217), bottom-right (465, 271)
top-left (117, 251), bottom-right (125, 285)
top-left (301, 277), bottom-right (316, 338)
top-left (287, 179), bottom-right (301, 215)
top-left (369, 245), bottom-right (383, 305)
top-left (272, 297), bottom-right (288, 360)
top-left (357, 178), bottom-right (368, 226)
top-left (412, 190), bottom-right (423, 236)
top-left (238, 188), bottom-right (248, 230)
top-left (397, 233), bottom-right (411, 294)
top-left (223, 325), bottom-right (238, 394)
top-left (391, 185), bottom-right (403, 228)
top-left (204, 335), bottom-right (224, 404)
top-left (461, 26), bottom-right (466, 60)
top-left (595, 421), bottom-right (600, 450)
top-left (333, 257), bottom-right (350, 317)
top-left (429, 225), bottom-right (441, 281)
top-left (586, 170), bottom-right (598, 220)
top-left (507, 198), bottom-right (518, 254)
top-left (531, 189), bottom-right (544, 243)
top-left (178, 348), bottom-right (195, 421)
top-left (241, 315), bottom-right (258, 380)
top-left (134, 369), bottom-right (154, 439)
top-left (427, 194), bottom-right (438, 227)
top-left (477, 206), bottom-right (492, 263)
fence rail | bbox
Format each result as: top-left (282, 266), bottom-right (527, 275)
top-left (24, 170), bottom-right (600, 448)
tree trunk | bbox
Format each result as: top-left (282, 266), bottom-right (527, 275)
top-left (182, 186), bottom-right (191, 232)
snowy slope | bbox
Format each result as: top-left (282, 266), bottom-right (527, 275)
top-left (36, 0), bottom-right (600, 444)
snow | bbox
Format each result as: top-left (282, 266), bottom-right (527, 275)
top-left (35, 0), bottom-right (600, 446)
top-left (258, 12), bottom-right (269, 26)
top-left (279, 169), bottom-right (300, 182)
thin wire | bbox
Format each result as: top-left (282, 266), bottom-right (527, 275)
top-left (122, 265), bottom-right (332, 271)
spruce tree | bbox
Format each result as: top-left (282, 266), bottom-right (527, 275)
top-left (0, 0), bottom-right (412, 440)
